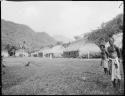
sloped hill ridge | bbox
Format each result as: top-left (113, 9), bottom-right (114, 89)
top-left (1, 19), bottom-right (57, 51)
top-left (77, 14), bottom-right (123, 45)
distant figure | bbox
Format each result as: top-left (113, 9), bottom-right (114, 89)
top-left (1, 56), bottom-right (6, 68)
top-left (25, 61), bottom-right (30, 67)
top-left (100, 43), bottom-right (109, 75)
top-left (107, 36), bottom-right (121, 89)
top-left (108, 58), bottom-right (112, 75)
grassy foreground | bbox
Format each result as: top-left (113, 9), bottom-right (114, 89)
top-left (2, 57), bottom-right (124, 95)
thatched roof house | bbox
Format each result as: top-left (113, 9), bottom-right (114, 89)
top-left (50, 45), bottom-right (65, 57)
top-left (37, 45), bottom-right (65, 58)
top-left (31, 51), bottom-right (39, 57)
top-left (15, 49), bottom-right (29, 57)
top-left (63, 39), bottom-right (101, 58)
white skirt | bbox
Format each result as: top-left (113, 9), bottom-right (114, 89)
top-left (102, 59), bottom-right (109, 69)
top-left (110, 57), bottom-right (121, 81)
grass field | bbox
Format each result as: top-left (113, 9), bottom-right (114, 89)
top-left (2, 57), bottom-right (124, 95)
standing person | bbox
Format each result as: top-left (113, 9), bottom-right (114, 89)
top-left (100, 43), bottom-right (109, 75)
top-left (107, 36), bottom-right (121, 89)
top-left (108, 58), bottom-right (112, 75)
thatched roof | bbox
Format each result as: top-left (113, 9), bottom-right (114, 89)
top-left (38, 45), bottom-right (65, 54)
top-left (51, 45), bottom-right (65, 54)
top-left (79, 43), bottom-right (101, 54)
top-left (64, 41), bottom-right (101, 55)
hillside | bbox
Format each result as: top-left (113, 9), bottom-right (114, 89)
top-left (1, 19), bottom-right (57, 52)
top-left (35, 32), bottom-right (57, 47)
top-left (64, 14), bottom-right (123, 52)
top-left (83, 14), bottom-right (123, 45)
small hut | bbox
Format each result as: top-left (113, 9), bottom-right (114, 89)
top-left (50, 45), bottom-right (65, 58)
top-left (38, 45), bottom-right (66, 58)
top-left (15, 49), bottom-right (29, 57)
top-left (37, 47), bottom-right (54, 58)
top-left (31, 51), bottom-right (38, 57)
top-left (43, 48), bottom-right (54, 58)
top-left (2, 50), bottom-right (9, 57)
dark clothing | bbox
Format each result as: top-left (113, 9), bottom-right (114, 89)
top-left (107, 45), bottom-right (120, 59)
top-left (101, 50), bottom-right (108, 60)
top-left (104, 68), bottom-right (108, 75)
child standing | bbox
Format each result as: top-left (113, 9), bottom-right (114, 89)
top-left (100, 44), bottom-right (109, 75)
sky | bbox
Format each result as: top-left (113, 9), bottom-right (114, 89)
top-left (1, 1), bottom-right (123, 40)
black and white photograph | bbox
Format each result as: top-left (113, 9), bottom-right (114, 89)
top-left (1, 1), bottom-right (124, 95)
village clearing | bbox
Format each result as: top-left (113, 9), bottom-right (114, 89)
top-left (2, 57), bottom-right (124, 95)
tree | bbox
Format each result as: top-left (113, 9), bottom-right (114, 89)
top-left (86, 14), bottom-right (123, 45)
top-left (5, 44), bottom-right (10, 51)
top-left (56, 41), bottom-right (63, 45)
top-left (5, 44), bottom-right (13, 56)
top-left (74, 36), bottom-right (81, 40)
top-left (7, 46), bottom-right (17, 56)
top-left (48, 44), bottom-right (54, 48)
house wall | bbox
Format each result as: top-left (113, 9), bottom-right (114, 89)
top-left (38, 52), bottom-right (43, 57)
top-left (63, 50), bottom-right (79, 58)
top-left (15, 51), bottom-right (29, 57)
top-left (2, 51), bottom-right (9, 57)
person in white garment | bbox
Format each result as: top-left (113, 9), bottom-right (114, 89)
top-left (107, 36), bottom-right (121, 88)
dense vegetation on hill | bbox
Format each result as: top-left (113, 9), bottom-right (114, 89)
top-left (84, 14), bottom-right (123, 45)
top-left (1, 19), bottom-right (57, 52)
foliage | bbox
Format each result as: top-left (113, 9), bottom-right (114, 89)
top-left (85, 14), bottom-right (123, 46)
top-left (56, 41), bottom-right (63, 45)
top-left (74, 36), bottom-right (82, 40)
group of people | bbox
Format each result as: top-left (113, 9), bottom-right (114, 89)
top-left (100, 35), bottom-right (121, 89)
